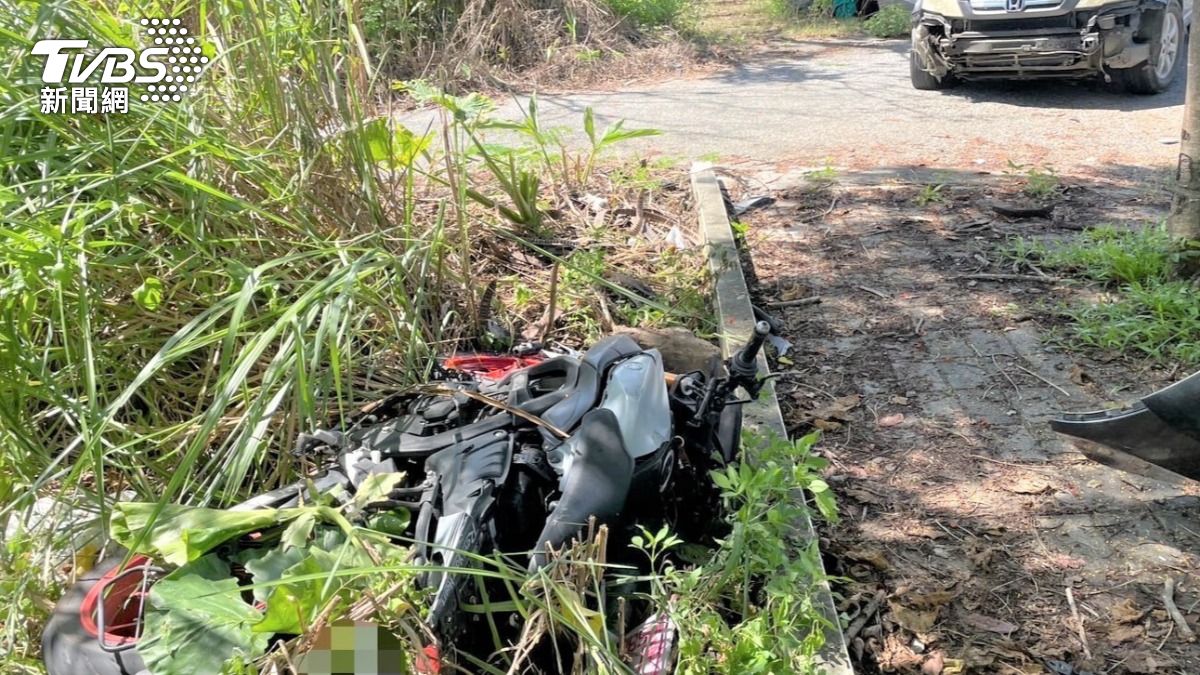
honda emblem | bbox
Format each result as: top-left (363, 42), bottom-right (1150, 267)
top-left (1006, 0), bottom-right (1025, 10)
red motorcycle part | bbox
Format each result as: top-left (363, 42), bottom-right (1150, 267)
top-left (443, 354), bottom-right (542, 381)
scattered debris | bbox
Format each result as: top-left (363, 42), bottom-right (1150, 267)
top-left (732, 195), bottom-right (775, 217)
top-left (956, 273), bottom-right (1060, 283)
top-left (846, 589), bottom-right (887, 642)
top-left (767, 333), bottom-right (793, 357)
top-left (990, 201), bottom-right (1055, 219)
top-left (1108, 597), bottom-right (1145, 625)
top-left (1006, 476), bottom-right (1051, 495)
top-left (663, 225), bottom-right (688, 250)
top-left (960, 611), bottom-right (1018, 635)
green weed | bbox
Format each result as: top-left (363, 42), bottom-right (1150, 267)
top-left (1066, 281), bottom-right (1200, 365)
top-left (1005, 225), bottom-right (1200, 365)
top-left (806, 159), bottom-right (839, 183)
top-left (1005, 160), bottom-right (1060, 200)
top-left (1010, 225), bottom-right (1173, 285)
top-left (650, 430), bottom-right (837, 674)
top-left (914, 183), bottom-right (946, 206)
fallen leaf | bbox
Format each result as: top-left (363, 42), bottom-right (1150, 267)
top-left (1107, 623), bottom-right (1142, 644)
top-left (921, 652), bottom-right (945, 675)
top-left (1109, 598), bottom-right (1145, 624)
top-left (813, 418), bottom-right (843, 431)
top-left (889, 600), bottom-right (939, 633)
top-left (811, 394), bottom-right (861, 420)
top-left (843, 488), bottom-right (885, 505)
top-left (904, 589), bottom-right (958, 608)
top-left (960, 612), bottom-right (1018, 635)
top-left (1007, 476), bottom-right (1051, 495)
top-left (878, 413), bottom-right (906, 427)
top-left (845, 547), bottom-right (890, 570)
top-left (890, 395), bottom-right (910, 405)
top-left (1122, 653), bottom-right (1163, 674)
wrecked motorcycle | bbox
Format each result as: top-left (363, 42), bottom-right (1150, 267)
top-left (1052, 370), bottom-right (1200, 482)
top-left (42, 322), bottom-right (771, 674)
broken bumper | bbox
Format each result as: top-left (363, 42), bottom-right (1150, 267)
top-left (1051, 370), bottom-right (1200, 483)
top-left (913, 2), bottom-right (1149, 79)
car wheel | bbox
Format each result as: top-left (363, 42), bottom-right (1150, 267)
top-left (910, 49), bottom-right (958, 90)
top-left (1112, 0), bottom-right (1185, 94)
top-left (42, 556), bottom-right (150, 675)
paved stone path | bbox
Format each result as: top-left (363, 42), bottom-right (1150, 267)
top-left (739, 170), bottom-right (1200, 672)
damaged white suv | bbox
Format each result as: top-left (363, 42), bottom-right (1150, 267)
top-left (910, 0), bottom-right (1192, 93)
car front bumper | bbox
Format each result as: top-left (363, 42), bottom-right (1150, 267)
top-left (913, 2), bottom-right (1153, 79)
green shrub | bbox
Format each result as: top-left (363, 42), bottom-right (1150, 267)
top-left (863, 4), bottom-right (910, 38)
top-left (605, 0), bottom-right (693, 28)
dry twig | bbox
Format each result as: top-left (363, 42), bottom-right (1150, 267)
top-left (1163, 577), bottom-right (1197, 642)
top-left (845, 590), bottom-right (886, 642)
top-left (1066, 586), bottom-right (1092, 660)
top-left (765, 296), bottom-right (822, 309)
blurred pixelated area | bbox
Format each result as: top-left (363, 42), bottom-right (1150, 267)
top-left (298, 620), bottom-right (437, 675)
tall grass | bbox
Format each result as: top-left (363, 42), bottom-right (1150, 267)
top-left (0, 0), bottom-right (473, 665)
top-left (0, 1), bottom-right (710, 667)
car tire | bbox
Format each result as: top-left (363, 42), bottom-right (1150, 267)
top-left (1112, 0), bottom-right (1185, 94)
top-left (42, 556), bottom-right (149, 675)
top-left (910, 50), bottom-right (958, 90)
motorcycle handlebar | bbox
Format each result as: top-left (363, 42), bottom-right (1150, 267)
top-left (733, 321), bottom-right (771, 372)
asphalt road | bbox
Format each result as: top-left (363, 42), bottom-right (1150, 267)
top-left (402, 39), bottom-right (1187, 176)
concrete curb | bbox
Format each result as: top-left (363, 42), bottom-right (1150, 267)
top-left (691, 162), bottom-right (854, 675)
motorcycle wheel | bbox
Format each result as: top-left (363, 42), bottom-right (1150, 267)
top-left (42, 555), bottom-right (152, 675)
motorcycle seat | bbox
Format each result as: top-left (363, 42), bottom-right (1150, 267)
top-left (513, 335), bottom-right (643, 440)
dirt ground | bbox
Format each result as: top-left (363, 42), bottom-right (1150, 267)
top-left (725, 165), bottom-right (1200, 674)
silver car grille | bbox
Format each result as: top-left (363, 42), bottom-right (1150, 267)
top-left (969, 0), bottom-right (1061, 9)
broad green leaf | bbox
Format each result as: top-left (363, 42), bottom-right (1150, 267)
top-left (350, 472), bottom-right (406, 511)
top-left (807, 479), bottom-right (839, 523)
top-left (252, 554), bottom-right (329, 634)
top-left (583, 107), bottom-right (596, 145)
top-left (366, 510), bottom-right (410, 537)
top-left (132, 277), bottom-right (164, 311)
top-left (281, 511), bottom-right (316, 549)
top-left (139, 554), bottom-right (268, 675)
top-left (111, 502), bottom-right (290, 565)
top-left (241, 546), bottom-right (307, 603)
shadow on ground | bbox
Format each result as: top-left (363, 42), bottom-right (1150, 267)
top-left (729, 165), bottom-right (1200, 675)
